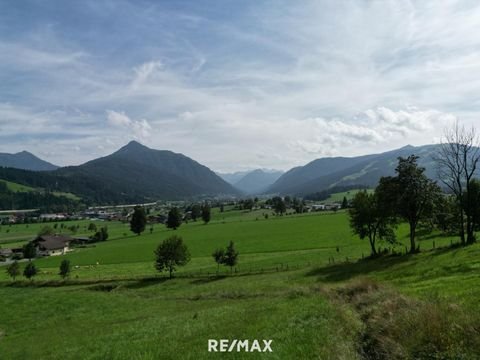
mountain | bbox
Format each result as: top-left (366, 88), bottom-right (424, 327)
top-left (0, 141), bottom-right (239, 203)
top-left (267, 145), bottom-right (441, 196)
top-left (0, 151), bottom-right (58, 171)
top-left (217, 171), bottom-right (251, 184)
top-left (233, 169), bottom-right (284, 195)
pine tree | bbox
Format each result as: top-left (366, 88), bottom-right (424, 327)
top-left (166, 207), bottom-right (182, 230)
top-left (130, 206), bottom-right (147, 235)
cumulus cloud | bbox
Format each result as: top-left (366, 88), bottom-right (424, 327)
top-left (106, 110), bottom-right (152, 140)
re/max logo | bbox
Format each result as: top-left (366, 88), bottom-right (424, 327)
top-left (208, 339), bottom-right (273, 352)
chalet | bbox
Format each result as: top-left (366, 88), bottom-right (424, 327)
top-left (33, 235), bottom-right (72, 256)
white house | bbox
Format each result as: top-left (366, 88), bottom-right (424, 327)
top-left (33, 235), bottom-right (72, 256)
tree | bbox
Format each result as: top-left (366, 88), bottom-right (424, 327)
top-left (467, 179), bottom-right (480, 233)
top-left (293, 197), bottom-right (305, 214)
top-left (154, 235), bottom-right (191, 278)
top-left (435, 121), bottom-right (480, 245)
top-left (191, 204), bottom-right (202, 221)
top-left (223, 241), bottom-right (239, 273)
top-left (243, 199), bottom-right (254, 211)
top-left (6, 260), bottom-right (20, 281)
top-left (341, 196), bottom-right (348, 209)
top-left (166, 207), bottom-right (182, 230)
top-left (23, 241), bottom-right (37, 259)
top-left (130, 206), bottom-right (147, 235)
top-left (349, 191), bottom-right (395, 256)
top-left (379, 156), bottom-right (442, 253)
top-left (23, 261), bottom-right (38, 280)
top-left (38, 225), bottom-right (54, 236)
top-left (201, 204), bottom-right (211, 224)
top-left (59, 259), bottom-right (71, 279)
top-left (88, 223), bottom-right (97, 232)
top-left (212, 248), bottom-right (225, 274)
top-left (92, 226), bottom-right (108, 242)
top-left (272, 196), bottom-right (286, 215)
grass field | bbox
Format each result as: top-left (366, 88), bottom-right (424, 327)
top-left (321, 188), bottom-right (374, 203)
top-left (0, 179), bottom-right (81, 200)
top-left (0, 208), bottom-right (478, 359)
top-left (0, 180), bottom-right (36, 193)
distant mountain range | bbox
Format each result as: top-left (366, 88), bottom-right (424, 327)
top-left (0, 141), bottom-right (239, 203)
top-left (0, 142), bottom-right (453, 204)
top-left (219, 169), bottom-right (284, 195)
top-left (266, 144), bottom-right (440, 196)
top-left (218, 171), bottom-right (251, 185)
top-left (0, 151), bottom-right (58, 171)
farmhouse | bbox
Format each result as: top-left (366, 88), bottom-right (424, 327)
top-left (0, 248), bottom-right (13, 259)
top-left (33, 235), bottom-right (72, 256)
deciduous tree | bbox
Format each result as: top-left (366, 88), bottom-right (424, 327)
top-left (154, 235), bottom-right (190, 278)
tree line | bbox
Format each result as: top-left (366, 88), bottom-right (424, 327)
top-left (349, 123), bottom-right (480, 256)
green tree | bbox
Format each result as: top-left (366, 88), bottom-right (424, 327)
top-left (6, 260), bottom-right (20, 281)
top-left (201, 204), bottom-right (211, 224)
top-left (23, 261), bottom-right (37, 280)
top-left (243, 199), bottom-right (254, 211)
top-left (223, 241), bottom-right (239, 273)
top-left (166, 207), bottom-right (182, 230)
top-left (38, 225), bottom-right (54, 236)
top-left (349, 191), bottom-right (395, 256)
top-left (191, 204), bottom-right (202, 221)
top-left (23, 241), bottom-right (37, 259)
top-left (130, 206), bottom-right (147, 235)
top-left (378, 156), bottom-right (442, 253)
top-left (212, 248), bottom-right (225, 274)
top-left (341, 196), bottom-right (348, 209)
top-left (92, 226), bottom-right (109, 242)
top-left (272, 196), bottom-right (286, 215)
top-left (88, 223), bottom-right (97, 232)
top-left (435, 122), bottom-right (480, 245)
top-left (59, 259), bottom-right (71, 279)
top-left (154, 235), bottom-right (191, 278)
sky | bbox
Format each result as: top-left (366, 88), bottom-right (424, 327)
top-left (1, 0), bottom-right (480, 172)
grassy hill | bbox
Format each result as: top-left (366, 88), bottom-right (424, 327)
top-left (0, 210), bottom-right (478, 359)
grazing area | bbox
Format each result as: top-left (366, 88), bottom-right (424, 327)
top-left (1, 208), bottom-right (479, 359)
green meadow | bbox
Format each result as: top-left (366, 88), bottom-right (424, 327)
top-left (0, 208), bottom-right (479, 359)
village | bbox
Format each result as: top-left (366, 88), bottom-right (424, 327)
top-left (0, 198), bottom-right (343, 263)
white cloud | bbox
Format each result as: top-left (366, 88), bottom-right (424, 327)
top-left (1, 1), bottom-right (480, 171)
top-left (131, 61), bottom-right (163, 89)
top-left (106, 110), bottom-right (152, 140)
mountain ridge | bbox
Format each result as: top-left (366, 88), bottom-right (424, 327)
top-left (266, 144), bottom-right (442, 196)
top-left (0, 141), bottom-right (239, 203)
top-left (0, 151), bottom-right (58, 171)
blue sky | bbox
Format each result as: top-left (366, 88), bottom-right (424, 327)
top-left (1, 0), bottom-right (480, 171)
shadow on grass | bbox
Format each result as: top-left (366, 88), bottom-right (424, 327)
top-left (190, 275), bottom-right (227, 285)
top-left (306, 255), bottom-right (411, 282)
top-left (122, 277), bottom-right (170, 289)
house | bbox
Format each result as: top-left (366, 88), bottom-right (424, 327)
top-left (33, 235), bottom-right (72, 256)
top-left (0, 248), bottom-right (12, 260)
